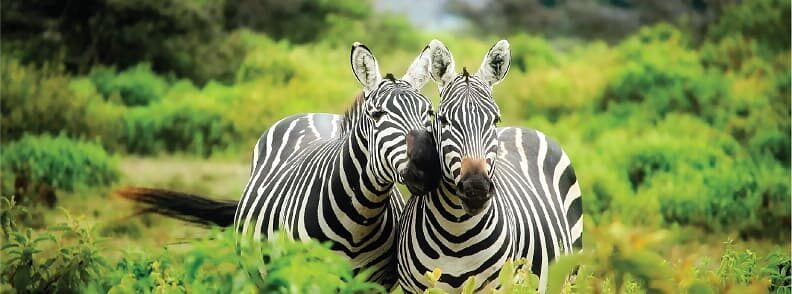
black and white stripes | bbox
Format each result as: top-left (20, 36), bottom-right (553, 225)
top-left (397, 40), bottom-right (582, 293)
top-left (232, 42), bottom-right (442, 287)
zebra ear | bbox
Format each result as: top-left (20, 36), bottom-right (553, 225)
top-left (350, 42), bottom-right (382, 95)
top-left (475, 40), bottom-right (511, 86)
top-left (402, 44), bottom-right (432, 89)
top-left (426, 39), bottom-right (456, 89)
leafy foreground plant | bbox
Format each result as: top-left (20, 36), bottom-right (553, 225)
top-left (89, 230), bottom-right (385, 293)
top-left (1, 198), bottom-right (109, 293)
top-left (1, 199), bottom-right (383, 293)
top-left (546, 221), bottom-right (790, 294)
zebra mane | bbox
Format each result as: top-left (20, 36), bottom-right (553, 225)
top-left (340, 91), bottom-right (366, 133)
top-left (461, 67), bottom-right (471, 83)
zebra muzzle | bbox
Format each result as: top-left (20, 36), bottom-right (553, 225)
top-left (402, 130), bottom-right (441, 195)
top-left (457, 172), bottom-right (494, 215)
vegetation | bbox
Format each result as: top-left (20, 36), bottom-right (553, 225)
top-left (0, 0), bottom-right (788, 292)
top-left (1, 135), bottom-right (119, 207)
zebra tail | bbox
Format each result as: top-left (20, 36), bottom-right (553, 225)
top-left (116, 187), bottom-right (237, 227)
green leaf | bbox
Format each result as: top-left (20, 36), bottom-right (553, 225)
top-left (13, 266), bottom-right (32, 290)
top-left (547, 254), bottom-right (582, 294)
top-left (461, 276), bottom-right (477, 294)
top-left (499, 259), bottom-right (515, 293)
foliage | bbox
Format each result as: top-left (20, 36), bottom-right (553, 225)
top-left (544, 221), bottom-right (789, 294)
top-left (1, 202), bottom-right (109, 293)
top-left (1, 135), bottom-right (119, 204)
top-left (121, 98), bottom-right (240, 157)
top-left (224, 0), bottom-right (371, 44)
top-left (706, 0), bottom-right (791, 53)
top-left (94, 231), bottom-right (384, 293)
top-left (1, 199), bottom-right (384, 293)
top-left (598, 25), bottom-right (729, 123)
top-left (1, 59), bottom-right (90, 141)
top-left (89, 64), bottom-right (169, 106)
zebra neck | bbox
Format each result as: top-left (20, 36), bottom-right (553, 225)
top-left (427, 181), bottom-right (493, 224)
top-left (335, 120), bottom-right (394, 210)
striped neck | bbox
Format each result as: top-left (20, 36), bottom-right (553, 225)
top-left (428, 181), bottom-right (493, 224)
top-left (331, 111), bottom-right (394, 222)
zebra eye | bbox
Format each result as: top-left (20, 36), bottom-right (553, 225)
top-left (370, 110), bottom-right (387, 121)
top-left (437, 114), bottom-right (449, 126)
top-left (493, 116), bottom-right (502, 126)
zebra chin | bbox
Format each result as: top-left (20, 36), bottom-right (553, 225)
top-left (459, 198), bottom-right (491, 216)
top-left (457, 172), bottom-right (495, 215)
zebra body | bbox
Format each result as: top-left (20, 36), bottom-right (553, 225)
top-left (397, 40), bottom-right (582, 292)
top-left (119, 42), bottom-right (444, 288)
top-left (399, 127), bottom-right (581, 292)
top-left (233, 42), bottom-right (445, 287)
top-left (235, 110), bottom-right (406, 282)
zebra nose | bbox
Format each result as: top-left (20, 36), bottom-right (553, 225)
top-left (403, 129), bottom-right (440, 195)
top-left (460, 157), bottom-right (487, 179)
top-left (458, 172), bottom-right (493, 200)
top-left (457, 172), bottom-right (493, 215)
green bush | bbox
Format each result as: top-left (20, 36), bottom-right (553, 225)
top-left (321, 13), bottom-right (425, 53)
top-left (599, 25), bottom-right (730, 124)
top-left (706, 0), bottom-right (790, 53)
top-left (1, 135), bottom-right (119, 198)
top-left (1, 59), bottom-right (91, 141)
top-left (1, 59), bottom-right (126, 149)
top-left (121, 98), bottom-right (240, 157)
top-left (2, 0), bottom-right (242, 85)
top-left (89, 64), bottom-right (168, 106)
top-left (509, 34), bottom-right (560, 72)
top-left (1, 200), bottom-right (109, 293)
top-left (90, 230), bottom-right (384, 293)
top-left (545, 222), bottom-right (790, 294)
top-left (618, 115), bottom-right (788, 234)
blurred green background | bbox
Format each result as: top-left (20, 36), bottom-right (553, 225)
top-left (1, 0), bottom-right (789, 293)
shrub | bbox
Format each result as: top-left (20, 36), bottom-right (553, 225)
top-left (89, 64), bottom-right (168, 106)
top-left (2, 0), bottom-right (242, 85)
top-left (235, 32), bottom-right (298, 84)
top-left (1, 135), bottom-right (119, 205)
top-left (321, 13), bottom-right (425, 53)
top-left (89, 230), bottom-right (384, 293)
top-left (599, 25), bottom-right (730, 124)
top-left (1, 59), bottom-right (90, 141)
top-left (509, 34), bottom-right (560, 72)
top-left (121, 98), bottom-right (240, 157)
top-left (619, 115), bottom-right (790, 234)
top-left (1, 59), bottom-right (126, 149)
top-left (1, 203), bottom-right (109, 293)
top-left (706, 0), bottom-right (791, 53)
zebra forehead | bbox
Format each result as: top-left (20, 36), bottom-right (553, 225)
top-left (441, 95), bottom-right (499, 115)
top-left (376, 83), bottom-right (427, 103)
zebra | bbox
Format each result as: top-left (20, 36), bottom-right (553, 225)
top-left (118, 41), bottom-right (445, 287)
top-left (396, 40), bottom-right (582, 293)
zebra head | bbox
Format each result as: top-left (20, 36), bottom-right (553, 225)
top-left (428, 40), bottom-right (511, 215)
top-left (350, 42), bottom-right (441, 195)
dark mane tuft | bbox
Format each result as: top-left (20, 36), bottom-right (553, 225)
top-left (462, 67), bottom-right (470, 83)
top-left (384, 73), bottom-right (396, 81)
top-left (341, 91), bottom-right (366, 133)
